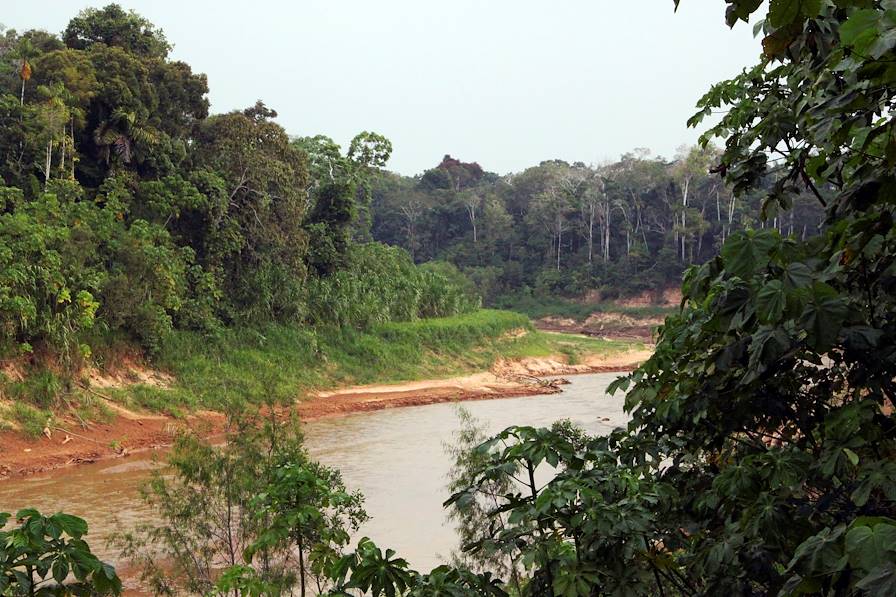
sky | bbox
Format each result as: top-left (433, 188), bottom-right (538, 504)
top-left (2, 1), bottom-right (763, 175)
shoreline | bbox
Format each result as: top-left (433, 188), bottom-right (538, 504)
top-left (0, 349), bottom-right (651, 480)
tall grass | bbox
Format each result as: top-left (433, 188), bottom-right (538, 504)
top-left (1, 310), bottom-right (644, 422)
top-left (131, 310), bottom-right (533, 413)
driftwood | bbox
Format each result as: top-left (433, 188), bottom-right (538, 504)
top-left (504, 374), bottom-right (569, 389)
top-left (52, 426), bottom-right (101, 445)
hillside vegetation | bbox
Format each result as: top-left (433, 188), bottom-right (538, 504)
top-left (0, 6), bottom-right (490, 417)
top-left (7, 2), bottom-right (896, 597)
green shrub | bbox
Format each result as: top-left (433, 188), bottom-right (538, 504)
top-left (0, 182), bottom-right (196, 358)
top-left (0, 187), bottom-right (100, 364)
top-left (417, 261), bottom-right (480, 318)
top-left (307, 244), bottom-right (480, 329)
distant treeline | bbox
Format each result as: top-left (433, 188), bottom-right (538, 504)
top-left (367, 151), bottom-right (827, 303)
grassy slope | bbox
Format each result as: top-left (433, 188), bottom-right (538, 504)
top-left (106, 309), bottom-right (641, 416)
top-left (1, 310), bottom-right (643, 429)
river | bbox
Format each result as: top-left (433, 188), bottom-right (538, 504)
top-left (0, 372), bottom-right (628, 590)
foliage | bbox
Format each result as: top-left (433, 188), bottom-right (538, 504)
top-left (244, 447), bottom-right (368, 596)
top-left (436, 1), bottom-right (896, 595)
top-left (444, 407), bottom-right (524, 593)
top-left (369, 149), bottom-right (825, 305)
top-left (281, 2), bottom-right (896, 596)
top-left (307, 244), bottom-right (479, 329)
top-left (0, 5), bottom-right (476, 397)
top-left (0, 187), bottom-right (98, 363)
top-left (116, 411), bottom-right (364, 596)
top-left (305, 181), bottom-right (357, 275)
top-left (63, 4), bottom-right (170, 58)
top-left (324, 537), bottom-right (508, 597)
top-left (0, 509), bottom-right (121, 595)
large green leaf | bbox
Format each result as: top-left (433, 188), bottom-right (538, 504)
top-left (840, 9), bottom-right (882, 54)
top-left (783, 262), bottom-right (813, 289)
top-left (845, 522), bottom-right (896, 572)
top-left (799, 282), bottom-right (849, 351)
top-left (756, 279), bottom-right (786, 322)
top-left (721, 230), bottom-right (779, 278)
top-left (769, 0), bottom-right (802, 27)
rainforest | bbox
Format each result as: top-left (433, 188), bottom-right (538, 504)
top-left (3, 1), bottom-right (896, 596)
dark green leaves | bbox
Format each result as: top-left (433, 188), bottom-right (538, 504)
top-left (784, 520), bottom-right (896, 594)
top-left (721, 229), bottom-right (780, 277)
top-left (769, 0), bottom-right (802, 28)
top-left (845, 521), bottom-right (896, 572)
top-left (783, 262), bottom-right (813, 289)
top-left (756, 279), bottom-right (786, 322)
top-left (0, 509), bottom-right (121, 595)
top-left (839, 9), bottom-right (896, 59)
top-left (799, 282), bottom-right (849, 350)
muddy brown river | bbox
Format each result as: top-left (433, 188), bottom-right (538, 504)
top-left (0, 373), bottom-right (628, 591)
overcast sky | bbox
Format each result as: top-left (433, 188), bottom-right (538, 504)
top-left (3, 1), bottom-right (762, 175)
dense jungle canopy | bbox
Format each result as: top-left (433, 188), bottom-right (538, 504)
top-left (4, 1), bottom-right (896, 596)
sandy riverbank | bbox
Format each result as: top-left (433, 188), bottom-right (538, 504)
top-left (0, 349), bottom-right (651, 479)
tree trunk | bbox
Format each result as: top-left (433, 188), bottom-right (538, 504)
top-left (466, 201), bottom-right (478, 243)
top-left (44, 141), bottom-right (53, 190)
top-left (588, 202), bottom-right (594, 265)
top-left (636, 204), bottom-right (649, 255)
top-left (604, 204), bottom-right (611, 262)
top-left (70, 117), bottom-right (76, 178)
top-left (59, 124), bottom-right (66, 178)
top-left (556, 220), bottom-right (562, 271)
top-left (298, 535), bottom-right (307, 597)
top-left (681, 178), bottom-right (690, 263)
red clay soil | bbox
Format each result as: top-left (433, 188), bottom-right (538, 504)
top-left (534, 314), bottom-right (665, 340)
top-left (0, 352), bottom-right (651, 480)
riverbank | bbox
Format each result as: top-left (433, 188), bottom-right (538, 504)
top-left (0, 372), bottom-right (634, 594)
top-left (498, 292), bottom-right (678, 340)
top-left (0, 310), bottom-right (650, 478)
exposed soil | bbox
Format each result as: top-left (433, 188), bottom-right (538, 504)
top-left (0, 350), bottom-right (650, 480)
top-left (535, 313), bottom-right (665, 340)
top-left (615, 287), bottom-right (682, 307)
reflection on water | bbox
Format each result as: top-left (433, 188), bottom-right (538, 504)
top-left (0, 372), bottom-right (628, 579)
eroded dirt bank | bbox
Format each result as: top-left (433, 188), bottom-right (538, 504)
top-left (0, 350), bottom-right (651, 479)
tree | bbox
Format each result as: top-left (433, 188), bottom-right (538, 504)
top-left (332, 2), bottom-right (896, 595)
top-left (294, 131), bottom-right (392, 248)
top-left (192, 101), bottom-right (309, 321)
top-left (63, 4), bottom-right (170, 58)
top-left (0, 509), bottom-right (121, 596)
top-left (444, 408), bottom-right (524, 594)
top-left (460, 191), bottom-right (481, 244)
top-left (13, 37), bottom-right (34, 107)
top-left (246, 453), bottom-right (367, 596)
top-left (118, 411), bottom-right (364, 596)
top-left (305, 181), bottom-right (357, 275)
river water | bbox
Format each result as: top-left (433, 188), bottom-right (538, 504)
top-left (0, 373), bottom-right (628, 586)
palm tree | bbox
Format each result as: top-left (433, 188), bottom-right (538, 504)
top-left (13, 38), bottom-right (35, 107)
top-left (92, 107), bottom-right (156, 165)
